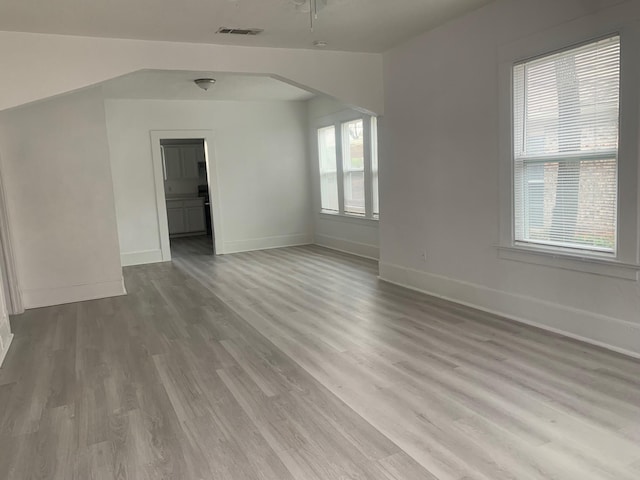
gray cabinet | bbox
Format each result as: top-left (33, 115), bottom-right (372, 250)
top-left (163, 147), bottom-right (183, 181)
top-left (162, 145), bottom-right (203, 180)
top-left (167, 207), bottom-right (186, 235)
top-left (166, 197), bottom-right (206, 237)
top-left (181, 146), bottom-right (200, 179)
top-left (185, 206), bottom-right (206, 232)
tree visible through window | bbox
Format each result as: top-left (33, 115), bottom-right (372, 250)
top-left (513, 36), bottom-right (620, 253)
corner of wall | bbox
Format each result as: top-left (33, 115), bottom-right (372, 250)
top-left (121, 250), bottom-right (164, 267)
top-left (223, 233), bottom-right (313, 254)
top-left (315, 234), bottom-right (379, 260)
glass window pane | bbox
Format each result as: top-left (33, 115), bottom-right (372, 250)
top-left (318, 126), bottom-right (338, 212)
top-left (371, 117), bottom-right (379, 216)
top-left (516, 158), bottom-right (617, 251)
top-left (343, 119), bottom-right (365, 215)
top-left (344, 171), bottom-right (365, 215)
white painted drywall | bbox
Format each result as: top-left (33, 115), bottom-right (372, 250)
top-left (105, 99), bottom-right (313, 265)
top-left (0, 88), bottom-right (125, 309)
top-left (308, 96), bottom-right (380, 259)
top-left (381, 0), bottom-right (640, 356)
top-left (0, 31), bottom-right (383, 115)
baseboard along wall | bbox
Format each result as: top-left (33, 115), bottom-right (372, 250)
top-left (379, 261), bottom-right (640, 359)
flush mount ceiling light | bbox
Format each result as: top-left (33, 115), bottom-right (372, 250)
top-left (194, 78), bottom-right (216, 91)
top-left (313, 40), bottom-right (328, 48)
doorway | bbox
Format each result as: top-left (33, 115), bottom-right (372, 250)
top-left (161, 138), bottom-right (213, 257)
top-left (0, 165), bottom-right (22, 315)
top-left (150, 130), bottom-right (224, 262)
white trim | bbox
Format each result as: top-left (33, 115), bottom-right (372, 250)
top-left (121, 249), bottom-right (164, 267)
top-left (223, 233), bottom-right (312, 254)
top-left (0, 333), bottom-right (13, 367)
top-left (379, 262), bottom-right (640, 359)
top-left (497, 245), bottom-right (639, 280)
top-left (0, 159), bottom-right (23, 314)
top-left (318, 211), bottom-right (379, 227)
top-left (315, 234), bottom-right (379, 260)
top-left (22, 278), bottom-right (127, 309)
top-left (150, 130), bottom-right (225, 260)
top-left (314, 109), bottom-right (367, 128)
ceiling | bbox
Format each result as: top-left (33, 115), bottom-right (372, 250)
top-left (101, 70), bottom-right (316, 102)
top-left (0, 0), bottom-right (494, 53)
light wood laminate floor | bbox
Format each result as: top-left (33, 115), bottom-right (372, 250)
top-left (1, 236), bottom-right (639, 479)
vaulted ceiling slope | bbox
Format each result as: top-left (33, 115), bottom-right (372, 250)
top-left (0, 0), bottom-right (494, 52)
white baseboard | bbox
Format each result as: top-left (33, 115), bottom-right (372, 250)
top-left (379, 262), bottom-right (640, 359)
top-left (121, 249), bottom-right (163, 266)
top-left (22, 278), bottom-right (127, 309)
top-left (0, 333), bottom-right (13, 367)
top-left (315, 234), bottom-right (379, 260)
top-left (223, 233), bottom-right (313, 255)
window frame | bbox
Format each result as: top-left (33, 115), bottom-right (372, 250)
top-left (511, 34), bottom-right (621, 256)
top-left (313, 110), bottom-right (379, 221)
top-left (497, 24), bottom-right (640, 280)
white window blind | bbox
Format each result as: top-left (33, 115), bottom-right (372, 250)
top-left (371, 117), bottom-right (380, 217)
top-left (318, 126), bottom-right (339, 212)
top-left (342, 119), bottom-right (366, 215)
top-left (513, 35), bottom-right (620, 253)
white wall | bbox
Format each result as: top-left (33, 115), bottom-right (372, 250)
top-left (308, 96), bottom-right (379, 259)
top-left (0, 31), bottom-right (383, 115)
top-left (380, 0), bottom-right (640, 357)
top-left (105, 99), bottom-right (313, 265)
top-left (0, 88), bottom-right (125, 308)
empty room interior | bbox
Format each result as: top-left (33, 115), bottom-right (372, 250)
top-left (0, 0), bottom-right (639, 479)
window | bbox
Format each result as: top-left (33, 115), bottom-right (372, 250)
top-left (316, 114), bottom-right (379, 219)
top-left (343, 119), bottom-right (365, 215)
top-left (371, 117), bottom-right (380, 217)
top-left (318, 126), bottom-right (339, 212)
top-left (513, 35), bottom-right (620, 254)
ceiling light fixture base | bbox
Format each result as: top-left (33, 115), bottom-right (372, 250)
top-left (194, 78), bottom-right (216, 91)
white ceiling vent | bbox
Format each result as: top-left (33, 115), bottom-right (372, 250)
top-left (216, 27), bottom-right (263, 36)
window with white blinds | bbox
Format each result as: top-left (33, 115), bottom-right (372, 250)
top-left (316, 115), bottom-right (379, 219)
top-left (318, 126), bottom-right (339, 212)
top-left (342, 119), bottom-right (366, 215)
top-left (513, 35), bottom-right (620, 254)
top-left (371, 116), bottom-right (380, 217)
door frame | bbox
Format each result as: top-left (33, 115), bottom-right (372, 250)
top-left (150, 130), bottom-right (225, 260)
top-left (0, 158), bottom-right (23, 314)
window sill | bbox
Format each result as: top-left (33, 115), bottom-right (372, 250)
top-left (318, 211), bottom-right (379, 226)
top-left (497, 245), bottom-right (640, 281)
